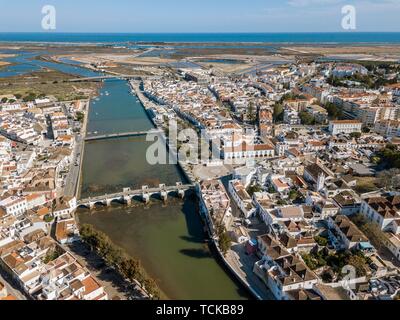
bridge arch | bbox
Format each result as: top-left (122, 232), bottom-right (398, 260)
top-left (132, 195), bottom-right (142, 202)
top-left (149, 193), bottom-right (162, 201)
top-left (110, 198), bottom-right (125, 205)
top-left (93, 201), bottom-right (107, 207)
top-left (167, 190), bottom-right (179, 197)
top-left (77, 204), bottom-right (90, 210)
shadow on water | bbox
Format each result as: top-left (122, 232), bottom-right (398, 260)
top-left (77, 78), bottom-right (252, 299)
top-left (179, 248), bottom-right (211, 259)
top-left (179, 191), bottom-right (254, 300)
top-left (181, 191), bottom-right (204, 239)
top-left (77, 194), bottom-right (253, 300)
top-left (179, 235), bottom-right (205, 244)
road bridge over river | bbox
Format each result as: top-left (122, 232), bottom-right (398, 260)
top-left (78, 183), bottom-right (195, 209)
top-left (68, 75), bottom-right (143, 82)
top-left (85, 129), bottom-right (162, 141)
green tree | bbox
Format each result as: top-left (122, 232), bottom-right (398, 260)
top-left (351, 215), bottom-right (386, 251)
top-left (43, 247), bottom-right (63, 264)
top-left (376, 144), bottom-right (400, 169)
top-left (347, 254), bottom-right (369, 277)
top-left (350, 132), bottom-right (362, 139)
top-left (301, 253), bottom-right (318, 270)
top-left (314, 236), bottom-right (328, 247)
top-left (1, 97), bottom-right (7, 103)
top-left (273, 103), bottom-right (284, 123)
top-left (142, 278), bottom-right (160, 299)
top-left (246, 184), bottom-right (262, 197)
top-left (268, 186), bottom-right (277, 194)
top-left (371, 156), bottom-right (381, 165)
top-left (23, 92), bottom-right (37, 102)
top-left (44, 214), bottom-right (54, 223)
top-left (75, 111), bottom-right (85, 123)
top-left (323, 102), bottom-right (343, 120)
top-left (121, 258), bottom-right (142, 282)
top-left (79, 224), bottom-right (161, 299)
top-left (247, 102), bottom-right (257, 124)
top-left (215, 223), bottom-right (231, 256)
top-left (289, 189), bottom-right (300, 201)
top-left (299, 111), bottom-right (315, 125)
top-left (219, 232), bottom-right (232, 257)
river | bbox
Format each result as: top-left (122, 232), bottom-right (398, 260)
top-left (0, 51), bottom-right (251, 299)
top-left (0, 51), bottom-right (101, 78)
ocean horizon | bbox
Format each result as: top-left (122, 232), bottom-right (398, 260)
top-left (1, 32), bottom-right (400, 44)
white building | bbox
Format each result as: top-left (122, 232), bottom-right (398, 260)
top-left (1, 103), bottom-right (22, 112)
top-left (328, 215), bottom-right (373, 252)
top-left (374, 120), bottom-right (400, 137)
top-left (283, 108), bottom-right (301, 125)
top-left (360, 196), bottom-right (400, 235)
top-left (26, 194), bottom-right (48, 211)
top-left (383, 233), bottom-right (400, 262)
top-left (52, 197), bottom-right (77, 218)
top-left (233, 166), bottom-right (256, 188)
top-left (223, 143), bottom-right (275, 160)
top-left (332, 65), bottom-right (368, 78)
top-left (0, 196), bottom-right (28, 217)
top-left (329, 120), bottom-right (362, 135)
top-left (253, 234), bottom-right (319, 300)
top-left (228, 180), bottom-right (256, 218)
top-left (197, 180), bottom-right (232, 234)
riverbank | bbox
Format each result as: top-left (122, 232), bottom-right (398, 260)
top-left (77, 197), bottom-right (251, 300)
top-left (200, 205), bottom-right (272, 300)
top-left (65, 240), bottom-right (147, 300)
top-left (0, 68), bottom-right (100, 100)
top-left (128, 79), bottom-right (267, 300)
top-left (75, 77), bottom-right (251, 300)
top-left (128, 80), bottom-right (196, 184)
top-left (78, 223), bottom-right (160, 299)
top-left (0, 61), bottom-right (11, 67)
top-left (73, 100), bottom-right (90, 199)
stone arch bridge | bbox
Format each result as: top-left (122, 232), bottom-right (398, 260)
top-left (78, 182), bottom-right (194, 209)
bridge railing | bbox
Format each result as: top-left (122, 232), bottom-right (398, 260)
top-left (78, 184), bottom-right (194, 205)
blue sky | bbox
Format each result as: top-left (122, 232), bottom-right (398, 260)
top-left (0, 0), bottom-right (399, 33)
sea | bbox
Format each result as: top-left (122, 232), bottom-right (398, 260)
top-left (0, 32), bottom-right (400, 44)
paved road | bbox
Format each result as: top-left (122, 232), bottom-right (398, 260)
top-left (63, 135), bottom-right (83, 197)
top-left (63, 102), bottom-right (89, 198)
top-left (227, 245), bottom-right (274, 300)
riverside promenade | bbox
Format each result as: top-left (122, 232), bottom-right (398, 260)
top-left (130, 79), bottom-right (268, 299)
top-left (129, 80), bottom-right (196, 184)
top-left (129, 80), bottom-right (159, 113)
top-left (64, 100), bottom-right (90, 198)
top-left (209, 231), bottom-right (273, 300)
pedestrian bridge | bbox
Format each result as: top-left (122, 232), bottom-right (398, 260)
top-left (78, 182), bottom-right (195, 209)
top-left (85, 129), bottom-right (162, 141)
top-left (69, 75), bottom-right (142, 82)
